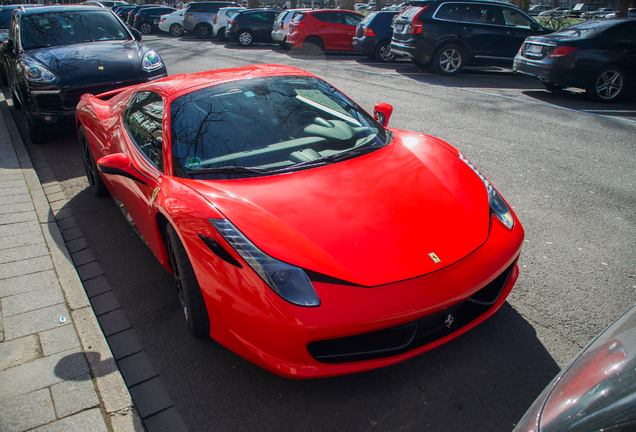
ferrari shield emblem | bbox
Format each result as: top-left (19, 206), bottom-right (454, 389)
top-left (428, 252), bottom-right (441, 264)
top-left (149, 187), bottom-right (160, 213)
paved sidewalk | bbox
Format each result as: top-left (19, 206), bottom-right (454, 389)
top-left (0, 93), bottom-right (142, 431)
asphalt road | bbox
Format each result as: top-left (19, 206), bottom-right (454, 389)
top-left (6, 35), bottom-right (636, 432)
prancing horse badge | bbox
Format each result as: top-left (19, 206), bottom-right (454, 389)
top-left (428, 252), bottom-right (441, 264)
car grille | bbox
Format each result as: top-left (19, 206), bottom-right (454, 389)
top-left (307, 262), bottom-right (515, 364)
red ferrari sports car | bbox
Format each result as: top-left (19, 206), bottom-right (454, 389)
top-left (76, 64), bottom-right (524, 378)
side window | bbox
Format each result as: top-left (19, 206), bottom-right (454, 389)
top-left (501, 7), bottom-right (533, 28)
top-left (613, 23), bottom-right (636, 44)
top-left (436, 3), bottom-right (465, 21)
top-left (124, 91), bottom-right (164, 171)
top-left (343, 13), bottom-right (362, 26)
top-left (313, 12), bottom-right (340, 24)
top-left (463, 4), bottom-right (498, 25)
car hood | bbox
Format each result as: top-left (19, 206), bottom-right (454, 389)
top-left (185, 131), bottom-right (491, 286)
top-left (26, 40), bottom-right (148, 85)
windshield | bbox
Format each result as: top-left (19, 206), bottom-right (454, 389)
top-left (170, 76), bottom-right (390, 179)
top-left (21, 10), bottom-right (131, 49)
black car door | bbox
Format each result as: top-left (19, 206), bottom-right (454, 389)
top-left (498, 6), bottom-right (547, 59)
top-left (457, 3), bottom-right (503, 61)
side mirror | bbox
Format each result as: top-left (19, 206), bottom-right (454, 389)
top-left (97, 153), bottom-right (148, 185)
top-left (530, 22), bottom-right (542, 30)
top-left (131, 28), bottom-right (142, 41)
top-left (374, 103), bottom-right (393, 127)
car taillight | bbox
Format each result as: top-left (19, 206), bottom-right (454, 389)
top-left (291, 21), bottom-right (306, 29)
top-left (228, 19), bottom-right (237, 24)
top-left (410, 5), bottom-right (428, 34)
top-left (363, 27), bottom-right (375, 37)
top-left (548, 46), bottom-right (578, 58)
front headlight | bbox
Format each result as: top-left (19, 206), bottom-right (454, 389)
top-left (141, 50), bottom-right (163, 72)
top-left (458, 153), bottom-right (514, 229)
top-left (209, 219), bottom-right (321, 307)
top-left (22, 63), bottom-right (58, 83)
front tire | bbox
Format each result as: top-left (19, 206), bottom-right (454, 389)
top-left (433, 44), bottom-right (464, 76)
top-left (79, 126), bottom-right (107, 196)
top-left (166, 225), bottom-right (210, 337)
top-left (237, 30), bottom-right (253, 46)
top-left (169, 23), bottom-right (183, 36)
top-left (24, 114), bottom-right (45, 144)
top-left (586, 65), bottom-right (626, 102)
top-left (194, 23), bottom-right (212, 39)
top-left (140, 22), bottom-right (152, 34)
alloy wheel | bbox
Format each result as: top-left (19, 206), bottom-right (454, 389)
top-left (438, 48), bottom-right (462, 73)
top-left (595, 70), bottom-right (623, 101)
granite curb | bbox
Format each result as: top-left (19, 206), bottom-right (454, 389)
top-left (0, 92), bottom-right (188, 431)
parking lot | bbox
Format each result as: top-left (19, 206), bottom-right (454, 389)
top-left (6, 32), bottom-right (636, 431)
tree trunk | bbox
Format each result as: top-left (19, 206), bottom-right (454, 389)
top-left (247, 0), bottom-right (259, 8)
top-left (508, 0), bottom-right (530, 13)
top-left (342, 0), bottom-right (355, 11)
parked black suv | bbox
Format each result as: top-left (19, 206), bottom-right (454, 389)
top-left (353, 11), bottom-right (399, 62)
top-left (133, 6), bottom-right (175, 34)
top-left (226, 9), bottom-right (282, 46)
top-left (391, 0), bottom-right (550, 75)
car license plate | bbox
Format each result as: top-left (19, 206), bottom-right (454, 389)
top-left (395, 23), bottom-right (404, 32)
top-left (526, 44), bottom-right (542, 54)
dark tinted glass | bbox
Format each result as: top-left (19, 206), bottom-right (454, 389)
top-left (125, 92), bottom-right (164, 170)
top-left (21, 11), bottom-right (130, 49)
top-left (313, 11), bottom-right (340, 24)
top-left (435, 3), bottom-right (464, 20)
top-left (463, 4), bottom-right (498, 24)
top-left (170, 76), bottom-right (389, 178)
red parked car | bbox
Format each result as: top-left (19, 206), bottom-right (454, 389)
top-left (76, 64), bottom-right (524, 378)
top-left (286, 9), bottom-right (364, 54)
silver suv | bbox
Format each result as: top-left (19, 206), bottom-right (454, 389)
top-left (182, 1), bottom-right (240, 38)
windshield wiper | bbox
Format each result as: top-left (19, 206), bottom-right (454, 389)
top-left (289, 146), bottom-right (379, 169)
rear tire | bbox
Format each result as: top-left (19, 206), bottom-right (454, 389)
top-left (79, 126), bottom-right (108, 196)
top-left (374, 40), bottom-right (395, 63)
top-left (237, 30), bottom-right (253, 46)
top-left (140, 22), bottom-right (152, 34)
top-left (586, 65), bottom-right (626, 102)
top-left (303, 37), bottom-right (323, 56)
top-left (433, 44), bottom-right (464, 76)
top-left (195, 23), bottom-right (212, 39)
top-left (166, 225), bottom-right (210, 338)
top-left (169, 23), bottom-right (183, 36)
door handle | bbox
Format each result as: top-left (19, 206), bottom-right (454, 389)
top-left (463, 27), bottom-right (474, 31)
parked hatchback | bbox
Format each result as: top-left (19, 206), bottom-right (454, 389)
top-left (391, 1), bottom-right (550, 75)
top-left (271, 8), bottom-right (309, 48)
top-left (182, 1), bottom-right (241, 38)
top-left (133, 6), bottom-right (175, 34)
top-left (226, 9), bottom-right (282, 46)
top-left (353, 10), bottom-right (399, 62)
top-left (286, 9), bottom-right (364, 54)
top-left (513, 18), bottom-right (636, 102)
top-left (213, 6), bottom-right (245, 40)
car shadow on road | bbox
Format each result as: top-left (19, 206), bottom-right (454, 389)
top-left (522, 89), bottom-right (636, 116)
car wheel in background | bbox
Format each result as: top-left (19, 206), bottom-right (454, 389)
top-left (237, 30), bottom-right (253, 46)
top-left (140, 22), bottom-right (152, 34)
top-left (587, 65), bottom-right (626, 102)
top-left (170, 23), bottom-right (183, 36)
top-left (303, 37), bottom-right (323, 56)
top-left (79, 126), bottom-right (108, 197)
top-left (195, 23), bottom-right (212, 39)
top-left (375, 40), bottom-right (395, 63)
top-left (166, 225), bottom-right (210, 338)
top-left (433, 44), bottom-right (464, 76)
top-left (217, 27), bottom-right (227, 41)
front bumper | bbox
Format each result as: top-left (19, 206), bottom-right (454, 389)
top-left (185, 210), bottom-right (524, 379)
